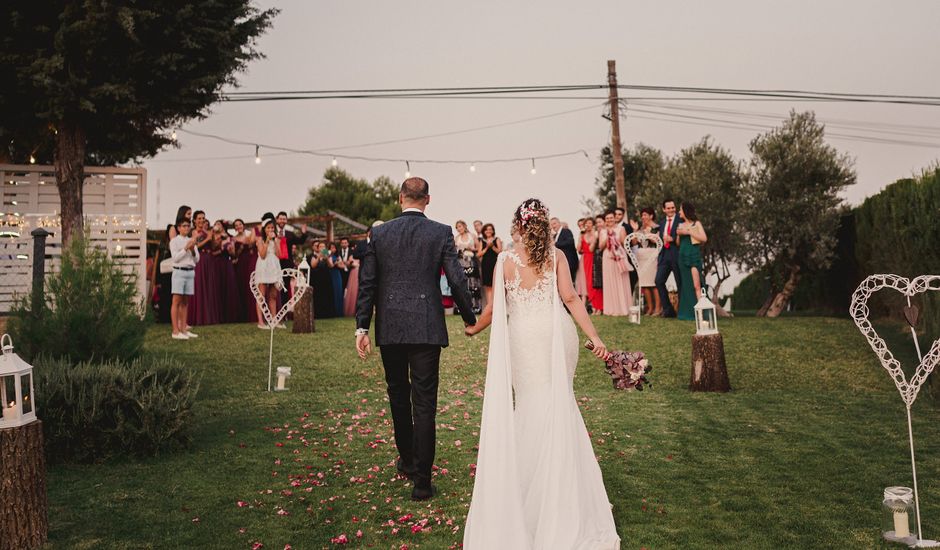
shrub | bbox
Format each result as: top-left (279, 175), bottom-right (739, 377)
top-left (36, 355), bottom-right (200, 463)
top-left (9, 237), bottom-right (148, 363)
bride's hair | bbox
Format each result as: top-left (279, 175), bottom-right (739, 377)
top-left (512, 198), bottom-right (552, 272)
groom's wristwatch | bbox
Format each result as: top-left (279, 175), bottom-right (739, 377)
top-left (355, 328), bottom-right (369, 336)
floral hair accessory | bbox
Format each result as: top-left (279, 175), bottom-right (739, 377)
top-left (517, 200), bottom-right (549, 227)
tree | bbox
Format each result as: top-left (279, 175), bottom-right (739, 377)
top-left (592, 143), bottom-right (665, 214)
top-left (298, 168), bottom-right (401, 225)
top-left (0, 2), bottom-right (277, 245)
top-left (642, 137), bottom-right (746, 313)
top-left (739, 111), bottom-right (856, 317)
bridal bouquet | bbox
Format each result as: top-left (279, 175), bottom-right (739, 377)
top-left (584, 341), bottom-right (652, 391)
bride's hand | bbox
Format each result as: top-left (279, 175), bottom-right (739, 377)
top-left (589, 337), bottom-right (608, 360)
top-left (465, 324), bottom-right (477, 337)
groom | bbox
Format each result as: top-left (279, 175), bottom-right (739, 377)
top-left (355, 177), bottom-right (477, 500)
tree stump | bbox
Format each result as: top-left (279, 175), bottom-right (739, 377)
top-left (0, 421), bottom-right (48, 550)
top-left (292, 290), bottom-right (315, 333)
top-left (689, 333), bottom-right (731, 392)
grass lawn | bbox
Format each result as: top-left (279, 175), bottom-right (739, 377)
top-left (46, 314), bottom-right (940, 549)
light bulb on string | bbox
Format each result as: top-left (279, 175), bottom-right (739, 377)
top-left (171, 128), bottom-right (177, 141)
top-left (469, 163), bottom-right (476, 173)
top-left (331, 157), bottom-right (338, 167)
top-left (405, 161), bottom-right (411, 179)
top-left (530, 158), bottom-right (537, 175)
top-left (254, 145), bottom-right (261, 164)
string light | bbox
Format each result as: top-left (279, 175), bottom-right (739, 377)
top-left (331, 156), bottom-right (338, 167)
top-left (404, 161), bottom-right (411, 178)
top-left (29, 154), bottom-right (36, 164)
top-left (470, 163), bottom-right (476, 173)
top-left (530, 158), bottom-right (537, 175)
top-left (171, 128), bottom-right (177, 140)
top-left (255, 145), bottom-right (261, 164)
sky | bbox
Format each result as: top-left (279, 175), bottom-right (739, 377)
top-left (142, 0), bottom-right (940, 254)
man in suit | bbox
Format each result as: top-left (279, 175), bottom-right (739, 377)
top-left (275, 211), bottom-right (306, 306)
top-left (654, 199), bottom-right (682, 317)
top-left (337, 237), bottom-right (353, 289)
top-left (550, 217), bottom-right (579, 283)
top-left (355, 178), bottom-right (476, 501)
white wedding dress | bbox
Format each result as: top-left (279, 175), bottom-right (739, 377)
top-left (464, 250), bottom-right (620, 549)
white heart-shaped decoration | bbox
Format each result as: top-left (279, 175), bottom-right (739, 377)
top-left (850, 274), bottom-right (940, 406)
top-left (624, 231), bottom-right (663, 272)
top-left (250, 268), bottom-right (310, 327)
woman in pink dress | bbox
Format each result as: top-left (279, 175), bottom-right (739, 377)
top-left (342, 240), bottom-right (361, 317)
top-left (597, 210), bottom-right (633, 316)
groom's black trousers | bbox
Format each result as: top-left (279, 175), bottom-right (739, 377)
top-left (379, 344), bottom-right (441, 490)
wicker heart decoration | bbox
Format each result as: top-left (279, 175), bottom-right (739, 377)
top-left (850, 274), bottom-right (940, 407)
top-left (624, 231), bottom-right (663, 272)
top-left (250, 268), bottom-right (309, 327)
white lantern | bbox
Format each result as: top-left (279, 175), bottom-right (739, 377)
top-left (275, 366), bottom-right (292, 391)
top-left (693, 296), bottom-right (718, 335)
top-left (629, 305), bottom-right (641, 325)
top-left (298, 254), bottom-right (311, 284)
top-left (0, 334), bottom-right (37, 429)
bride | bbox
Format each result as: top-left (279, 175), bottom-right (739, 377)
top-left (463, 199), bottom-right (621, 549)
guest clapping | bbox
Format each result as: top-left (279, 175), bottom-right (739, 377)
top-left (655, 200), bottom-right (681, 318)
top-left (454, 220), bottom-right (483, 314)
top-left (676, 202), bottom-right (707, 321)
top-left (254, 218), bottom-right (283, 328)
top-left (632, 207), bottom-right (660, 316)
top-left (476, 223), bottom-right (502, 306)
top-left (598, 211), bottom-right (633, 316)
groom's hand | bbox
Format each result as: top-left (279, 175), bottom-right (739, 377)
top-left (356, 334), bottom-right (372, 360)
top-left (464, 323), bottom-right (476, 337)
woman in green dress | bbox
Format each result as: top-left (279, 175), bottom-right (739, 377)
top-left (676, 202), bottom-right (708, 321)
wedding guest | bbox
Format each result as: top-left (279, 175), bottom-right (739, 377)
top-left (168, 204), bottom-right (192, 240)
top-left (591, 214), bottom-right (605, 313)
top-left (454, 220), bottom-right (483, 314)
top-left (476, 223), bottom-right (502, 306)
top-left (676, 202), bottom-right (708, 321)
top-left (574, 219), bottom-right (588, 304)
top-left (231, 218), bottom-right (259, 323)
top-left (343, 239), bottom-right (361, 317)
top-left (328, 242), bottom-right (346, 317)
top-left (188, 211), bottom-right (221, 326)
top-left (633, 207), bottom-right (661, 316)
top-left (275, 211), bottom-right (306, 305)
top-left (212, 220), bottom-right (242, 323)
top-left (254, 218), bottom-right (283, 329)
top-left (615, 206), bottom-right (640, 292)
top-left (472, 219), bottom-right (484, 238)
top-left (551, 216), bottom-right (579, 284)
top-left (155, 224), bottom-right (174, 324)
top-left (598, 211), bottom-right (633, 316)
top-left (310, 240), bottom-right (337, 320)
top-left (337, 237), bottom-right (353, 289)
top-left (580, 217), bottom-right (603, 315)
top-left (655, 199), bottom-right (682, 318)
top-left (169, 218), bottom-right (199, 340)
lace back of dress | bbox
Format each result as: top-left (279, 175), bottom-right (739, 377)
top-left (504, 251), bottom-right (554, 313)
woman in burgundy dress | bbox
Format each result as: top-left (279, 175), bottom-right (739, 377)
top-left (231, 218), bottom-right (258, 323)
top-left (187, 211), bottom-right (222, 326)
top-left (214, 220), bottom-right (242, 323)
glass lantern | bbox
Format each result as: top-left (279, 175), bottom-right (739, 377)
top-left (883, 486), bottom-right (916, 545)
top-left (298, 254), bottom-right (311, 284)
top-left (629, 305), bottom-right (641, 325)
top-left (693, 296), bottom-right (718, 335)
top-left (0, 334), bottom-right (37, 429)
top-left (275, 366), bottom-right (292, 391)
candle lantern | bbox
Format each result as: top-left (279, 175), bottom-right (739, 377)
top-left (629, 305), bottom-right (641, 325)
top-left (883, 486), bottom-right (916, 545)
top-left (298, 254), bottom-right (311, 284)
top-left (693, 296), bottom-right (718, 335)
top-left (275, 366), bottom-right (292, 391)
top-left (0, 334), bottom-right (37, 429)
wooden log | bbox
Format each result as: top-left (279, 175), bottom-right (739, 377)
top-left (0, 421), bottom-right (48, 550)
top-left (689, 333), bottom-right (731, 392)
top-left (292, 290), bottom-right (315, 333)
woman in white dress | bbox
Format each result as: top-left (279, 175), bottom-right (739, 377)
top-left (254, 218), bottom-right (283, 329)
top-left (463, 198), bottom-right (621, 549)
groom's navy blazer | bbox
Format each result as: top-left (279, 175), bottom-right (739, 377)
top-left (657, 216), bottom-right (680, 263)
top-left (356, 211), bottom-right (476, 347)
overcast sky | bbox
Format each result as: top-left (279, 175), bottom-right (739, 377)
top-left (143, 0), bottom-right (940, 247)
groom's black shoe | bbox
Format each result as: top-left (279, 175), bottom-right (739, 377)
top-left (396, 457), bottom-right (417, 479)
top-left (411, 483), bottom-right (437, 501)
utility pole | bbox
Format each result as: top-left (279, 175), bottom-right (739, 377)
top-left (607, 60), bottom-right (626, 210)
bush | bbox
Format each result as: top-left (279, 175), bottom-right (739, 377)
top-left (9, 237), bottom-right (148, 363)
top-left (36, 355), bottom-right (200, 463)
